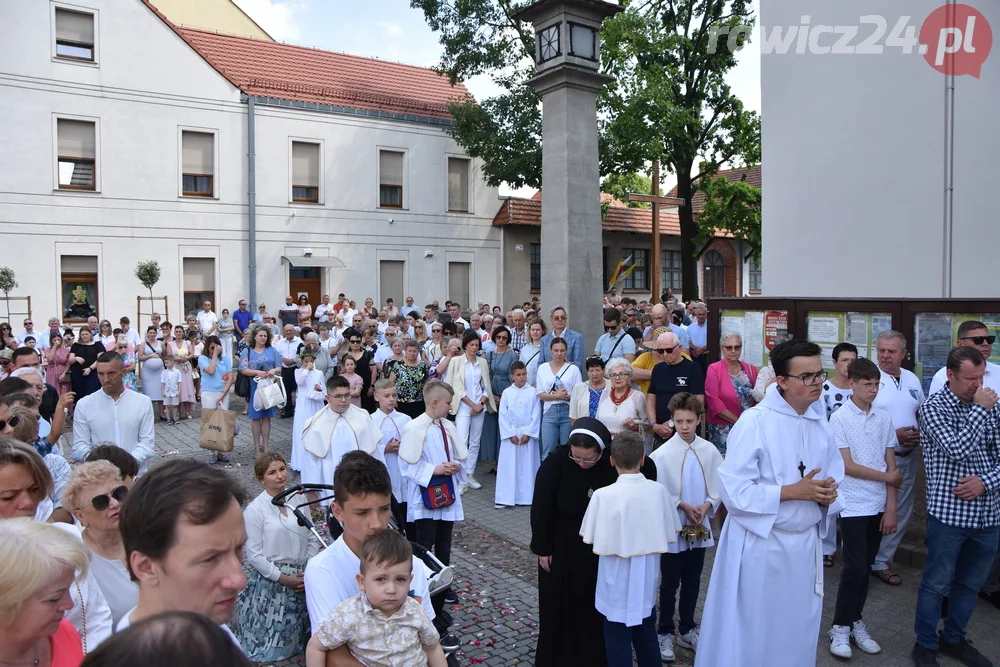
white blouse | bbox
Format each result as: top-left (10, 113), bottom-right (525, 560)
top-left (86, 548), bottom-right (139, 628)
top-left (243, 490), bottom-right (320, 581)
top-left (535, 361), bottom-right (582, 413)
top-left (464, 359), bottom-right (484, 402)
top-left (594, 387), bottom-right (648, 435)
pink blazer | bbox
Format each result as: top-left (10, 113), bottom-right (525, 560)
top-left (705, 360), bottom-right (759, 425)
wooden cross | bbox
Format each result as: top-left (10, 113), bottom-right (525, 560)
top-left (627, 160), bottom-right (686, 304)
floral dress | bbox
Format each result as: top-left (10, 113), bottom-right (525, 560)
top-left (121, 348), bottom-right (139, 391)
top-left (706, 369), bottom-right (754, 456)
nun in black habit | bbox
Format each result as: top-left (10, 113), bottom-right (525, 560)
top-left (529, 417), bottom-right (658, 667)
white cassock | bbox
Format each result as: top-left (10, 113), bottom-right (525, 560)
top-left (695, 384), bottom-right (845, 667)
top-left (398, 414), bottom-right (468, 523)
top-left (580, 473), bottom-right (677, 627)
top-left (301, 405), bottom-right (384, 497)
top-left (496, 384), bottom-right (542, 507)
top-left (372, 409), bottom-right (412, 503)
top-left (649, 433), bottom-right (723, 552)
top-left (290, 368), bottom-right (326, 471)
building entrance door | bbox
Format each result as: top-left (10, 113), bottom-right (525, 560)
top-left (289, 267), bottom-right (321, 312)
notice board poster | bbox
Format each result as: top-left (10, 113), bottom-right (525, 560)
top-left (913, 312), bottom-right (1000, 396)
top-left (806, 311), bottom-right (893, 367)
top-left (721, 308), bottom-right (788, 368)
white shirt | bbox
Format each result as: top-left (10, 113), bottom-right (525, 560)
top-left (118, 608), bottom-right (243, 650)
top-left (304, 535), bottom-right (434, 635)
top-left (535, 361), bottom-right (582, 413)
top-left (86, 548), bottom-right (139, 627)
top-left (463, 360), bottom-right (484, 402)
top-left (687, 320), bottom-right (708, 349)
top-left (196, 310), bottom-right (219, 334)
top-left (374, 344), bottom-right (396, 366)
top-left (595, 553), bottom-right (659, 627)
top-left (830, 398), bottom-right (896, 517)
top-left (160, 368), bottom-right (181, 397)
top-left (373, 410), bottom-right (412, 502)
top-left (398, 420), bottom-right (467, 523)
top-left (244, 490), bottom-right (320, 581)
top-left (273, 336), bottom-right (303, 368)
top-left (315, 303), bottom-right (334, 323)
top-left (929, 361), bottom-right (1000, 396)
top-left (71, 389), bottom-right (156, 474)
top-left (18, 329), bottom-right (47, 347)
top-left (120, 328), bottom-right (142, 347)
top-left (872, 367), bottom-right (923, 453)
top-left (320, 334), bottom-right (343, 366)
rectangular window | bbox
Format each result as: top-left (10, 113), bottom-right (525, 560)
top-left (749, 254), bottom-right (762, 292)
top-left (55, 8), bottom-right (95, 61)
top-left (530, 243), bottom-right (541, 292)
top-left (622, 248), bottom-right (648, 290)
top-left (60, 255), bottom-right (99, 322)
top-left (661, 249), bottom-right (684, 292)
top-left (181, 131), bottom-right (215, 197)
top-left (182, 258), bottom-right (215, 318)
top-left (448, 262), bottom-right (471, 310)
top-left (291, 141), bottom-right (320, 203)
top-left (379, 261), bottom-right (405, 308)
top-left (57, 118), bottom-right (96, 191)
top-left (379, 150), bottom-right (404, 208)
top-left (447, 157), bottom-right (470, 212)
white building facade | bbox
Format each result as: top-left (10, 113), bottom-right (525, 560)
top-left (0, 0), bottom-right (500, 329)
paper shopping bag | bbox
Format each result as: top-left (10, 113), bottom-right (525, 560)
top-left (200, 408), bottom-right (236, 453)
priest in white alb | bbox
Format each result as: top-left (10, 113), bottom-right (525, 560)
top-left (495, 361), bottom-right (542, 508)
top-left (301, 375), bottom-right (384, 504)
top-left (695, 340), bottom-right (845, 667)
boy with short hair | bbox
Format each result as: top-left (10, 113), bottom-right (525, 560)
top-left (305, 529), bottom-right (447, 667)
top-left (580, 431), bottom-right (678, 667)
top-left (160, 356), bottom-right (181, 425)
top-left (827, 357), bottom-right (900, 659)
top-left (372, 378), bottom-right (413, 534)
top-left (495, 361), bottom-right (541, 508)
top-left (649, 393), bottom-right (722, 661)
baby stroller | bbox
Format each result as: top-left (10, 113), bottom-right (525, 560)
top-left (271, 484), bottom-right (461, 662)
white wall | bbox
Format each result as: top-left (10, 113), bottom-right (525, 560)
top-left (760, 0), bottom-right (997, 298)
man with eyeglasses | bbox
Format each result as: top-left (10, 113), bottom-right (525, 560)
top-left (869, 330), bottom-right (924, 587)
top-left (232, 300), bottom-right (253, 339)
top-left (593, 308), bottom-right (636, 363)
top-left (645, 332), bottom-right (704, 448)
top-left (16, 318), bottom-right (45, 349)
top-left (697, 339), bottom-right (844, 667)
top-left (539, 306), bottom-right (585, 373)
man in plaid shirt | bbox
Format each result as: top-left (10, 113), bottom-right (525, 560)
top-left (912, 347), bottom-right (1000, 667)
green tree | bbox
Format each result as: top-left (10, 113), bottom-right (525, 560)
top-left (414, 0), bottom-right (761, 299)
top-left (601, 172), bottom-right (651, 208)
top-left (134, 260), bottom-right (161, 299)
top-left (695, 167), bottom-right (762, 260)
top-left (0, 267), bottom-right (18, 321)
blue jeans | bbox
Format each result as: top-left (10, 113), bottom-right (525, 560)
top-left (540, 403), bottom-right (570, 460)
top-left (604, 611), bottom-right (660, 667)
top-left (914, 515), bottom-right (999, 649)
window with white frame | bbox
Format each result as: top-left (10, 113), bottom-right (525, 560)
top-left (447, 157), bottom-right (470, 212)
top-left (749, 254), bottom-right (762, 292)
top-left (56, 118), bottom-right (96, 191)
top-left (379, 150), bottom-right (404, 208)
top-left (55, 8), bottom-right (95, 61)
top-left (181, 131), bottom-right (215, 197)
top-left (661, 249), bottom-right (684, 293)
top-left (291, 141), bottom-right (320, 203)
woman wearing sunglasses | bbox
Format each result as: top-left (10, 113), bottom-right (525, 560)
top-left (704, 331), bottom-right (758, 458)
top-left (62, 461), bottom-right (138, 628)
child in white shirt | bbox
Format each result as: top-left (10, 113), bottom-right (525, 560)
top-left (495, 361), bottom-right (541, 508)
top-left (160, 356), bottom-right (182, 425)
top-left (372, 379), bottom-right (412, 513)
top-left (306, 529), bottom-right (446, 667)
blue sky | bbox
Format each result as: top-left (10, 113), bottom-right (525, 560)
top-left (233, 0), bottom-right (762, 192)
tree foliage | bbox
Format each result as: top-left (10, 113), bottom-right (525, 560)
top-left (134, 261), bottom-right (162, 298)
top-left (601, 172), bottom-right (651, 208)
top-left (0, 267), bottom-right (17, 298)
top-left (695, 167), bottom-right (761, 260)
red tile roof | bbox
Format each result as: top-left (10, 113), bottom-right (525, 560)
top-left (665, 165), bottom-right (761, 214)
top-left (141, 1), bottom-right (471, 122)
top-left (492, 191), bottom-right (682, 236)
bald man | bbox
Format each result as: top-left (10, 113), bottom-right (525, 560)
top-left (645, 332), bottom-right (704, 449)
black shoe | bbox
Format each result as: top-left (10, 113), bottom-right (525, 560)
top-left (939, 637), bottom-right (992, 667)
top-left (439, 632), bottom-right (460, 653)
top-left (979, 590), bottom-right (1000, 610)
top-left (442, 589), bottom-right (459, 604)
top-left (911, 642), bottom-right (939, 666)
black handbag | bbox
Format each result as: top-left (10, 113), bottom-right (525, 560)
top-left (235, 372), bottom-right (251, 399)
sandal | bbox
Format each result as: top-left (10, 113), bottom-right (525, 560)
top-left (871, 569), bottom-right (902, 586)
top-left (823, 555), bottom-right (834, 568)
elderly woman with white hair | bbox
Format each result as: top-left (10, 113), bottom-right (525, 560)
top-left (704, 330), bottom-right (759, 456)
top-left (62, 461), bottom-right (139, 627)
top-left (0, 518), bottom-right (91, 665)
top-left (297, 331), bottom-right (331, 378)
top-left (595, 357), bottom-right (649, 436)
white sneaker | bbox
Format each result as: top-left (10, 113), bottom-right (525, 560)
top-left (828, 625), bottom-right (852, 659)
top-left (458, 483), bottom-right (468, 496)
top-left (677, 627), bottom-right (699, 651)
top-left (657, 633), bottom-right (675, 662)
top-left (850, 621), bottom-right (881, 654)
top-left (467, 476), bottom-right (482, 490)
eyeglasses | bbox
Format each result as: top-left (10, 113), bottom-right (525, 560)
top-left (569, 450), bottom-right (603, 467)
top-left (431, 328), bottom-right (442, 333)
top-left (494, 335), bottom-right (509, 341)
top-left (81, 485), bottom-right (129, 511)
top-left (349, 339), bottom-right (361, 344)
top-left (960, 335), bottom-right (996, 345)
top-left (608, 372), bottom-right (630, 380)
top-left (655, 346), bottom-right (678, 354)
top-left (723, 345), bottom-right (742, 351)
top-left (784, 370), bottom-right (828, 386)
top-left (23, 322), bottom-right (32, 326)
top-left (329, 393), bottom-right (352, 401)
top-left (553, 315), bottom-right (567, 321)
top-left (0, 415), bottom-right (22, 430)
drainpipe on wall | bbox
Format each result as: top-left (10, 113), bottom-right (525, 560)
top-left (246, 95), bottom-right (258, 307)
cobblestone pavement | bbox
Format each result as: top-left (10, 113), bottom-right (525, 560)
top-left (145, 402), bottom-right (1000, 666)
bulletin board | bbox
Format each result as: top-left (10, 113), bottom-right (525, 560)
top-left (719, 308), bottom-right (789, 368)
top-left (912, 311), bottom-right (1000, 395)
top-left (805, 311), bottom-right (894, 368)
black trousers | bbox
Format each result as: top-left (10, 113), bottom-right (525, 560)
top-left (414, 519), bottom-right (454, 566)
top-left (657, 548), bottom-right (706, 635)
top-left (280, 366), bottom-right (296, 414)
top-left (834, 513), bottom-right (883, 626)
top-left (398, 401), bottom-right (426, 420)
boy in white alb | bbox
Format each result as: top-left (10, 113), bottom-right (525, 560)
top-left (580, 431), bottom-right (678, 667)
top-left (306, 529), bottom-right (446, 667)
top-left (372, 379), bottom-right (413, 530)
top-left (648, 393), bottom-right (722, 662)
top-left (160, 356), bottom-right (182, 425)
top-left (495, 361), bottom-right (541, 508)
top-left (827, 357), bottom-right (899, 659)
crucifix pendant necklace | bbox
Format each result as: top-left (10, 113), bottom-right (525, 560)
top-left (798, 460), bottom-right (806, 478)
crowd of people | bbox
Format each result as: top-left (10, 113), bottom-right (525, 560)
top-left (0, 292), bottom-right (998, 667)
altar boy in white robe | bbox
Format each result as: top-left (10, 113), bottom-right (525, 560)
top-left (372, 378), bottom-right (413, 535)
top-left (580, 430), bottom-right (678, 667)
top-left (695, 340), bottom-right (845, 667)
top-left (496, 361), bottom-right (541, 509)
top-left (301, 375), bottom-right (384, 505)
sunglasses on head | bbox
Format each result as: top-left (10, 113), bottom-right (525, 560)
top-left (0, 415), bottom-right (22, 430)
top-left (82, 485), bottom-right (128, 511)
top-left (961, 335), bottom-right (997, 345)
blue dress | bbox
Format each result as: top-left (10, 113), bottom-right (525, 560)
top-left (241, 346), bottom-right (281, 420)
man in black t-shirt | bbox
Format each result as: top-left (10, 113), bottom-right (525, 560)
top-left (645, 331), bottom-right (705, 444)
